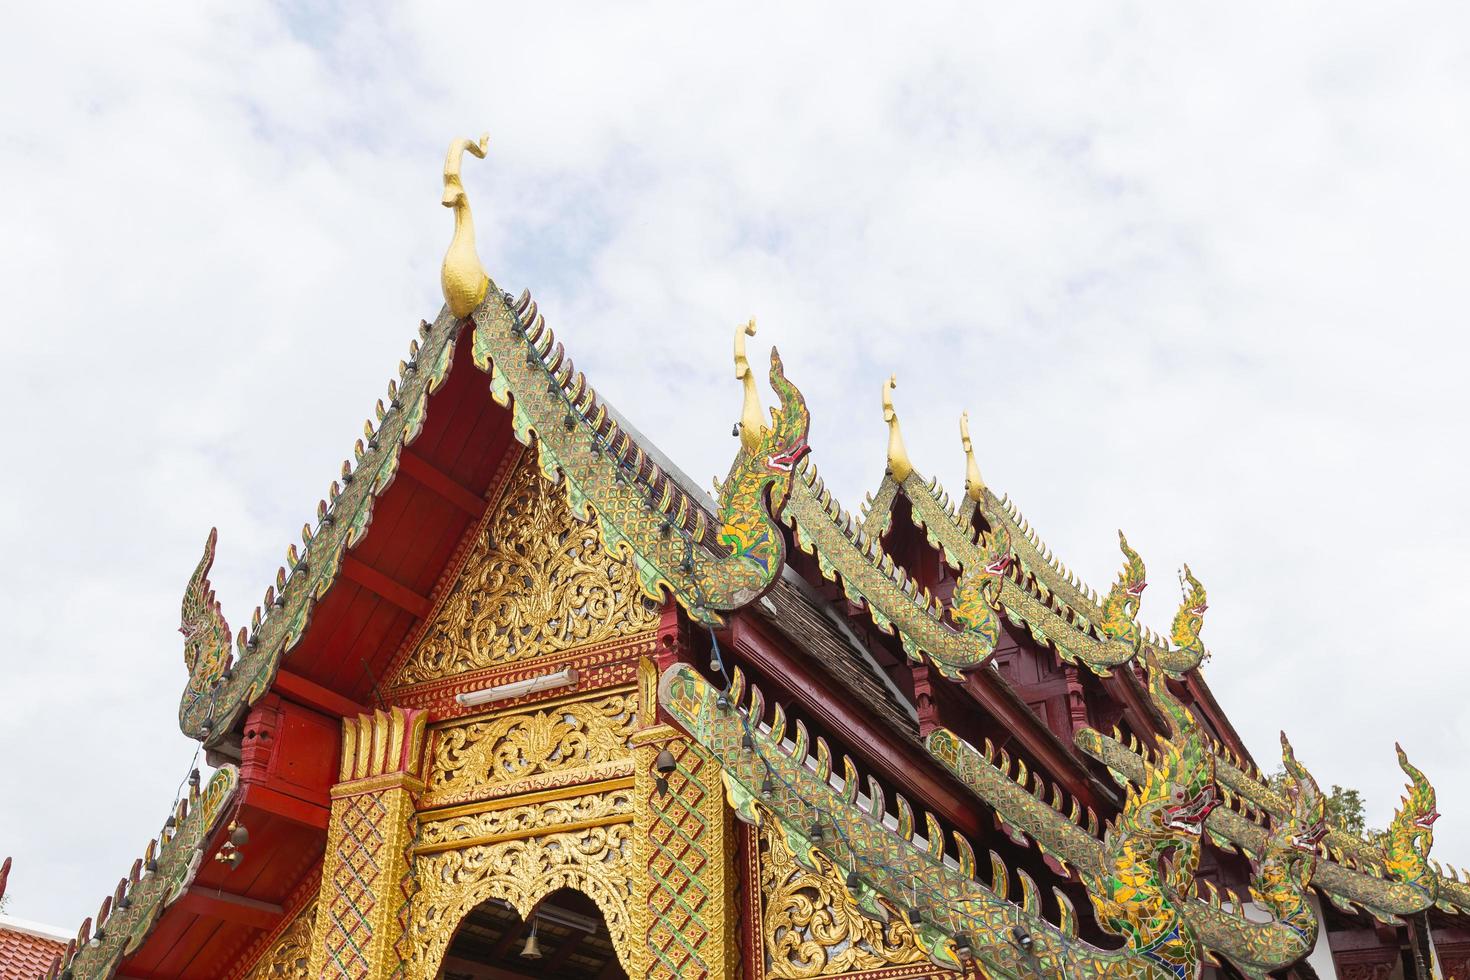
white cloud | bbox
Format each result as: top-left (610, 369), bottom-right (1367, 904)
top-left (2, 0), bottom-right (1468, 925)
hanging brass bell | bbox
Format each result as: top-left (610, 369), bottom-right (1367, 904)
top-left (520, 925), bottom-right (542, 959)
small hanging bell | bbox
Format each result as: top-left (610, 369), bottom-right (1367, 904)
top-left (520, 920), bottom-right (542, 959)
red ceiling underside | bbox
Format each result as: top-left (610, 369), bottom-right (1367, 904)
top-left (119, 326), bottom-right (517, 979)
top-left (275, 329), bottom-right (513, 702)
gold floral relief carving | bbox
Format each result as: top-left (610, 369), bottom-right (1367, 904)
top-left (423, 691), bottom-right (638, 806)
top-left (418, 784), bottom-right (635, 850)
top-left (403, 821), bottom-right (633, 980)
top-left (759, 823), bottom-right (928, 978)
top-left (241, 898), bottom-right (315, 980)
top-left (392, 452), bottom-right (661, 687)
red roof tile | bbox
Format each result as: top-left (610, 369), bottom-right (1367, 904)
top-left (0, 922), bottom-right (65, 980)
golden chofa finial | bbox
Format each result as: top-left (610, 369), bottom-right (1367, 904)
top-left (734, 319), bottom-right (765, 454)
top-left (959, 411), bottom-right (985, 502)
top-left (882, 375), bottom-right (914, 483)
top-left (440, 132), bottom-right (491, 318)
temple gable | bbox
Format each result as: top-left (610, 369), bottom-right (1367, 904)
top-left (389, 451), bottom-right (661, 689)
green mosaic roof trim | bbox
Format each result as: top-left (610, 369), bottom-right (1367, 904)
top-left (660, 662), bottom-right (1228, 979)
top-left (51, 767), bottom-right (238, 980)
top-left (1212, 739), bottom-right (1464, 915)
top-left (926, 729), bottom-right (1107, 883)
top-left (781, 457), bottom-right (1003, 678)
top-left (1076, 727), bottom-right (1469, 926)
top-left (874, 472), bottom-right (1210, 676)
top-left (179, 313), bottom-right (460, 742)
top-left (472, 287), bottom-right (810, 625)
top-left (932, 654), bottom-right (1324, 979)
top-left (178, 284), bottom-right (812, 742)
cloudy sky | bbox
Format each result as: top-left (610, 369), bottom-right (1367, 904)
top-left (3, 2), bottom-right (1469, 926)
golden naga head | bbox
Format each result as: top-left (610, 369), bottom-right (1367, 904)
top-left (959, 411), bottom-right (985, 502)
top-left (441, 133), bottom-right (491, 318)
top-left (882, 375), bottom-right (914, 483)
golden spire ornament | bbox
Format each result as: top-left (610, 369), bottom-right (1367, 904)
top-left (734, 318), bottom-right (765, 454)
top-left (440, 133), bottom-right (491, 318)
top-left (882, 375), bottom-right (914, 483)
top-left (960, 411), bottom-right (985, 502)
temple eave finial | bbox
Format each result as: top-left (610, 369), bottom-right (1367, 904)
top-left (960, 410), bottom-right (985, 501)
top-left (734, 318), bottom-right (765, 454)
top-left (440, 132), bottom-right (491, 318)
top-left (883, 374), bottom-right (914, 483)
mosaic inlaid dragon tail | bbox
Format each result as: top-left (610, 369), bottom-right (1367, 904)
top-left (1152, 565), bottom-right (1208, 675)
top-left (1381, 744), bottom-right (1440, 903)
top-left (781, 418), bottom-right (1007, 679)
top-left (1099, 531), bottom-right (1147, 648)
top-left (179, 527), bottom-right (239, 704)
top-left (710, 320), bottom-right (812, 604)
top-left (1245, 735), bottom-right (1327, 950)
top-left (942, 524), bottom-right (1011, 678)
top-left (1140, 678), bottom-right (1320, 978)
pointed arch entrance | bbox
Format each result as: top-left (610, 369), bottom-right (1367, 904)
top-left (398, 769), bottom-right (636, 979)
top-left (440, 889), bottom-right (628, 979)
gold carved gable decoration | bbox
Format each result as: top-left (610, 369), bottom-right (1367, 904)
top-left (241, 898), bottom-right (315, 980)
top-left (759, 824), bottom-right (927, 978)
top-left (392, 452), bottom-right (660, 688)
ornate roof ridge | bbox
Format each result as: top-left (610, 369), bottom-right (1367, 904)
top-left (474, 295), bottom-right (820, 627)
top-left (884, 462), bottom-right (1211, 676)
top-left (46, 768), bottom-right (238, 979)
top-left (1077, 725), bottom-right (1470, 922)
top-left (781, 452), bottom-right (1006, 678)
top-left (659, 662), bottom-right (1094, 974)
top-left (661, 660), bottom-right (1327, 976)
top-left (178, 314), bottom-right (462, 743)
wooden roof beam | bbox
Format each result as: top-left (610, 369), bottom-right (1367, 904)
top-left (342, 555), bottom-right (431, 619)
top-left (176, 887), bottom-right (283, 931)
top-left (239, 783), bottom-right (330, 831)
top-left (273, 668), bottom-right (367, 720)
top-left (960, 668), bottom-right (1118, 811)
top-left (400, 449), bottom-right (487, 517)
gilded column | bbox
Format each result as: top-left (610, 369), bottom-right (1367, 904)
top-left (309, 706), bottom-right (429, 980)
top-left (631, 657), bottom-right (739, 980)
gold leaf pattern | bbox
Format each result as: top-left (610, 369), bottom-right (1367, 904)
top-left (759, 823), bottom-right (927, 978)
top-left (241, 899), bottom-right (315, 979)
top-left (418, 787), bottom-right (635, 849)
top-left (393, 452), bottom-right (660, 687)
top-left (403, 822), bottom-right (633, 979)
top-left (424, 692), bottom-right (637, 806)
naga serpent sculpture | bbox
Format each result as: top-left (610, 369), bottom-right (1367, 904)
top-left (1381, 744), bottom-right (1441, 904)
top-left (873, 415), bottom-right (1212, 677)
top-left (1168, 566), bottom-right (1208, 667)
top-left (934, 655), bottom-right (1337, 978)
top-left (1098, 531), bottom-right (1148, 649)
top-left (664, 654), bottom-right (1243, 978)
top-left (708, 320), bottom-right (813, 601)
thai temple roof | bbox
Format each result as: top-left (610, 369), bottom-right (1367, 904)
top-left (31, 136), bottom-right (1470, 980)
